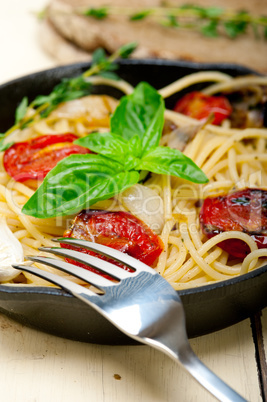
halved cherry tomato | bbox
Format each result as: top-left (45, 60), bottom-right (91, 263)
top-left (174, 91), bottom-right (232, 125)
top-left (62, 210), bottom-right (164, 277)
top-left (199, 188), bottom-right (267, 258)
top-left (3, 133), bottom-right (90, 182)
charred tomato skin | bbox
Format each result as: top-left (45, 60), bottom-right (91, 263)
top-left (3, 133), bottom-right (90, 182)
top-left (200, 188), bottom-right (267, 258)
top-left (62, 210), bottom-right (164, 277)
top-left (174, 91), bottom-right (232, 125)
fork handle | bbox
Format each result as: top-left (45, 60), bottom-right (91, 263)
top-left (176, 344), bottom-right (247, 402)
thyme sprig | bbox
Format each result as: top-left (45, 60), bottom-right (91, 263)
top-left (0, 42), bottom-right (137, 151)
top-left (81, 4), bottom-right (267, 39)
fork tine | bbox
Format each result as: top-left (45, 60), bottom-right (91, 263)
top-left (38, 246), bottom-right (135, 281)
top-left (53, 238), bottom-right (152, 273)
top-left (12, 263), bottom-right (97, 298)
top-left (26, 256), bottom-right (114, 289)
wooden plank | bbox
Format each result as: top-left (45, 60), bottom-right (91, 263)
top-left (256, 308), bottom-right (267, 400)
top-left (0, 313), bottom-right (261, 402)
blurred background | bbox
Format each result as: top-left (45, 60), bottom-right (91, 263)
top-left (0, 0), bottom-right (266, 85)
top-left (0, 1), bottom-right (54, 83)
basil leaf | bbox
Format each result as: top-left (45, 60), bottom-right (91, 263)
top-left (126, 135), bottom-right (143, 158)
top-left (75, 132), bottom-right (142, 165)
top-left (22, 76), bottom-right (209, 220)
top-left (75, 132), bottom-right (129, 162)
top-left (22, 154), bottom-right (139, 218)
top-left (137, 146), bottom-right (208, 183)
top-left (110, 82), bottom-right (164, 154)
top-left (15, 97), bottom-right (28, 124)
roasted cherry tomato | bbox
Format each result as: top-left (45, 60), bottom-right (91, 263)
top-left (174, 91), bottom-right (232, 125)
top-left (3, 133), bottom-right (90, 182)
top-left (62, 210), bottom-right (164, 277)
top-left (200, 188), bottom-right (267, 258)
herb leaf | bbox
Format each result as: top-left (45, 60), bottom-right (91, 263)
top-left (201, 20), bottom-right (219, 37)
top-left (75, 132), bottom-right (143, 171)
top-left (32, 76), bottom-right (92, 117)
top-left (91, 47), bottom-right (109, 65)
top-left (130, 10), bottom-right (151, 21)
top-left (91, 47), bottom-right (118, 75)
top-left (22, 82), bottom-right (208, 219)
top-left (117, 42), bottom-right (138, 58)
top-left (99, 71), bottom-right (120, 80)
top-left (0, 139), bottom-right (14, 152)
top-left (78, 5), bottom-right (267, 40)
top-left (224, 11), bottom-right (249, 38)
top-left (22, 154), bottom-right (139, 218)
top-left (2, 44), bottom-right (136, 139)
top-left (83, 7), bottom-right (108, 19)
top-left (110, 82), bottom-right (164, 154)
top-left (202, 7), bottom-right (224, 18)
top-left (15, 97), bottom-right (28, 124)
top-left (137, 146), bottom-right (208, 183)
top-left (76, 132), bottom-right (137, 159)
top-left (162, 15), bottom-right (179, 28)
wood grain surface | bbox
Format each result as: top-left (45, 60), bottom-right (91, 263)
top-left (0, 312), bottom-right (264, 401)
top-left (0, 2), bottom-right (266, 401)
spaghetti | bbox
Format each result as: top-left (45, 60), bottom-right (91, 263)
top-left (1, 71), bottom-right (267, 289)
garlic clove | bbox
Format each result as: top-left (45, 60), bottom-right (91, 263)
top-left (121, 184), bottom-right (164, 234)
top-left (0, 215), bottom-right (24, 282)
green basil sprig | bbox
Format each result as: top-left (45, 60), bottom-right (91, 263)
top-left (22, 82), bottom-right (208, 219)
top-left (23, 154), bottom-right (140, 218)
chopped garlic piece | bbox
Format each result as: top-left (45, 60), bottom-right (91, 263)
top-left (121, 184), bottom-right (164, 234)
top-left (0, 215), bottom-right (23, 282)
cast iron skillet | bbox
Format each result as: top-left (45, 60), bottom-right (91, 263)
top-left (0, 59), bottom-right (266, 344)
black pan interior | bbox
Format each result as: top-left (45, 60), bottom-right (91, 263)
top-left (0, 59), bottom-right (266, 344)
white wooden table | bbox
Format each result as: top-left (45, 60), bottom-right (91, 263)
top-left (0, 1), bottom-right (266, 401)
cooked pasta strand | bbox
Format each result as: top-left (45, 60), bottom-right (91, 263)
top-left (1, 74), bottom-right (267, 289)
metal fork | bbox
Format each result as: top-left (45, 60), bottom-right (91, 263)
top-left (13, 238), bottom-right (246, 402)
